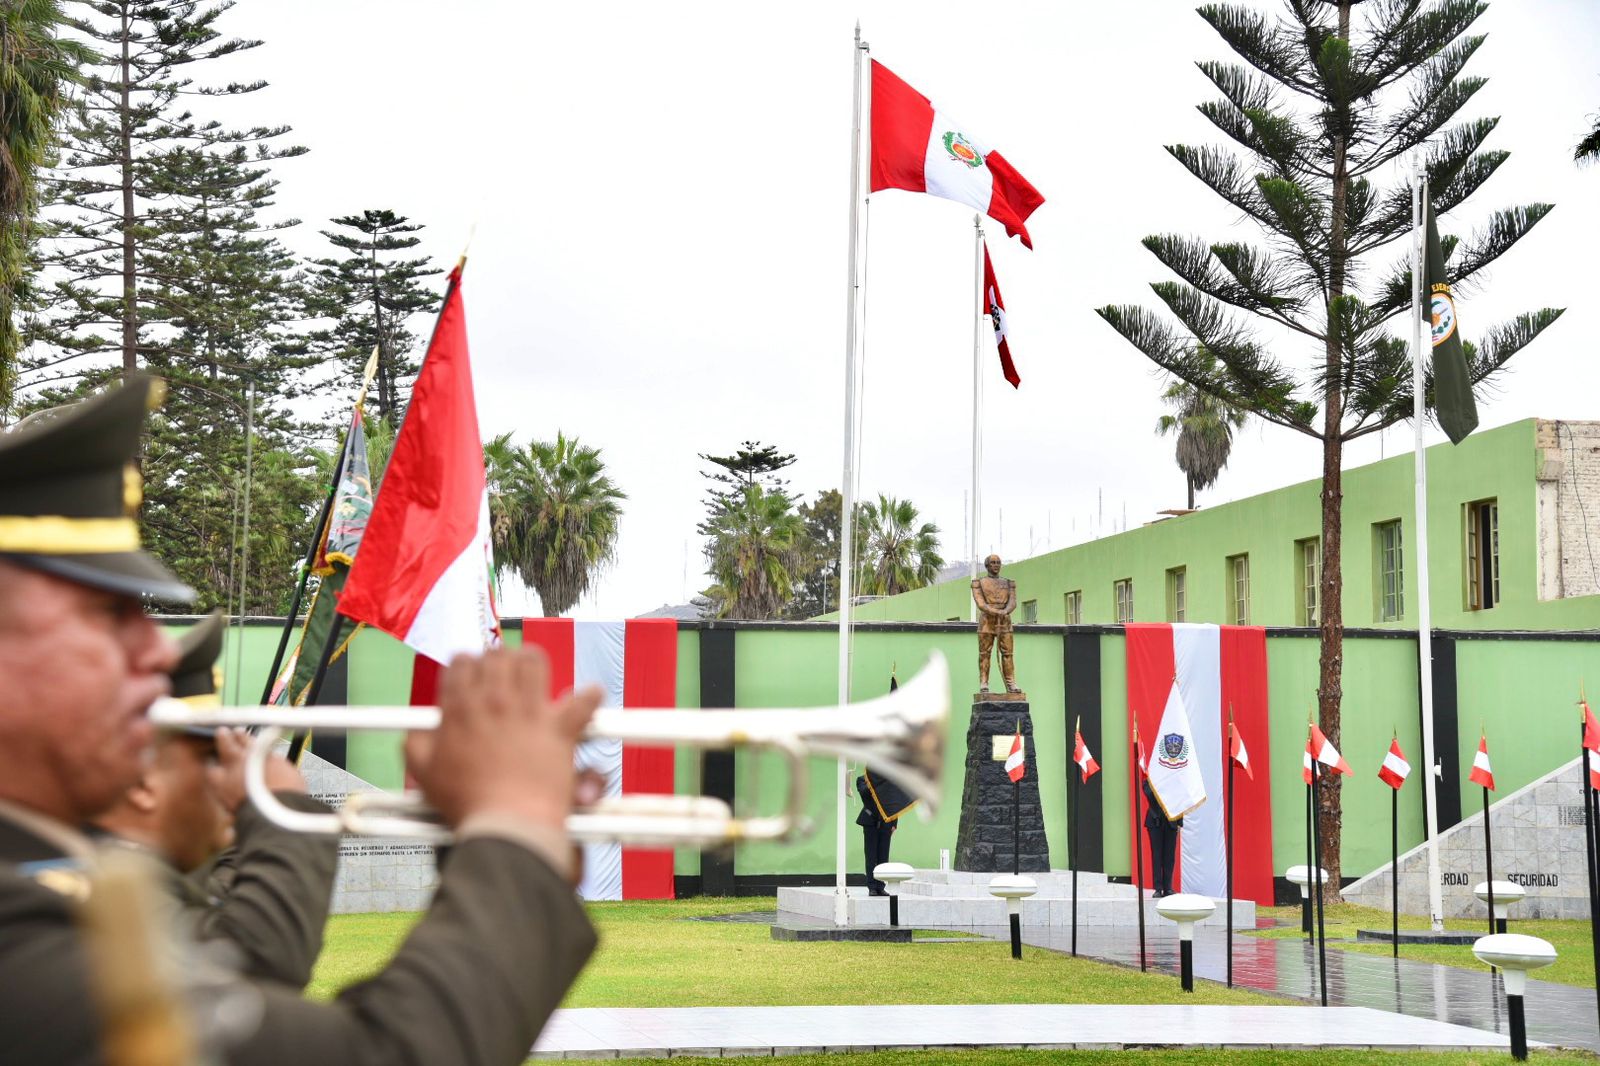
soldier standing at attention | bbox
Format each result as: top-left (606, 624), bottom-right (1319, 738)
top-left (0, 377), bottom-right (601, 1065)
top-left (971, 554), bottom-right (1019, 694)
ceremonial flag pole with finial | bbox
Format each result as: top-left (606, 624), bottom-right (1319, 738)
top-left (1379, 730), bottom-right (1413, 958)
top-left (1470, 728), bottom-right (1497, 934)
top-left (1131, 717), bottom-right (1146, 971)
top-left (1310, 728), bottom-right (1328, 1006)
top-left (1580, 685), bottom-right (1600, 1033)
top-left (1070, 716), bottom-right (1100, 958)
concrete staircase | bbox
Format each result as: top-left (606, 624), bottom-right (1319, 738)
top-left (777, 868), bottom-right (1255, 928)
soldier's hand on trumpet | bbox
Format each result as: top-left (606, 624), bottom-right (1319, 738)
top-left (405, 645), bottom-right (604, 831)
top-left (208, 726), bottom-right (307, 818)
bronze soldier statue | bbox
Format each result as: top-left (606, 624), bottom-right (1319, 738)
top-left (970, 554), bottom-right (1019, 694)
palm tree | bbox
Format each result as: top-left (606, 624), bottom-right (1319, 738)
top-left (484, 430), bottom-right (625, 617)
top-left (1155, 359), bottom-right (1248, 510)
top-left (1577, 115), bottom-right (1600, 165)
top-left (0, 1), bottom-right (89, 412)
top-left (856, 494), bottom-right (943, 598)
top-left (701, 483), bottom-right (806, 619)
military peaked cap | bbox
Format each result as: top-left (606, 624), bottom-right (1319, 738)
top-left (167, 611), bottom-right (225, 736)
top-left (0, 376), bottom-right (194, 603)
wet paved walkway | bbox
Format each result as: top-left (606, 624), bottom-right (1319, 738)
top-left (1003, 922), bottom-right (1600, 1052)
top-left (530, 1003), bottom-right (1521, 1058)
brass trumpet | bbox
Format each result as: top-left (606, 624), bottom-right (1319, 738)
top-left (147, 653), bottom-right (949, 848)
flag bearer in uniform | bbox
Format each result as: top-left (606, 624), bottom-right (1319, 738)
top-left (0, 377), bottom-right (600, 1065)
top-left (90, 611), bottom-right (339, 989)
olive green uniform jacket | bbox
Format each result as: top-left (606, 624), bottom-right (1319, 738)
top-left (0, 809), bottom-right (597, 1066)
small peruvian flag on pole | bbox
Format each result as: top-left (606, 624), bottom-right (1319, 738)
top-left (1469, 732), bottom-right (1496, 791)
top-left (1072, 717), bottom-right (1100, 782)
top-left (1305, 722), bottom-right (1352, 782)
top-left (1379, 737), bottom-right (1411, 790)
top-left (1582, 699), bottom-right (1600, 791)
top-left (1228, 715), bottom-right (1252, 780)
top-left (1005, 723), bottom-right (1026, 783)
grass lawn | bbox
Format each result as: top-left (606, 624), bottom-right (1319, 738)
top-left (596, 1053), bottom-right (1594, 1066)
top-left (309, 897), bottom-right (1278, 1007)
top-left (1249, 903), bottom-right (1596, 989)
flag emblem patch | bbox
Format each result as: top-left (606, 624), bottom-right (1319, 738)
top-left (1158, 731), bottom-right (1191, 769)
top-left (1430, 292), bottom-right (1457, 346)
top-left (942, 130), bottom-right (985, 168)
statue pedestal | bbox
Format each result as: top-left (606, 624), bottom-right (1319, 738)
top-left (954, 698), bottom-right (1049, 873)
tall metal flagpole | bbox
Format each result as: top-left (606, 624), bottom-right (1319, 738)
top-left (1412, 158), bottom-right (1446, 932)
top-left (835, 22), bottom-right (868, 927)
top-left (970, 216), bottom-right (985, 621)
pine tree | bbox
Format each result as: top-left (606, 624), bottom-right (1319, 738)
top-left (26, 0), bottom-right (304, 395)
top-left (301, 209), bottom-right (439, 421)
top-left (1097, 0), bottom-right (1562, 898)
top-left (696, 440), bottom-right (796, 536)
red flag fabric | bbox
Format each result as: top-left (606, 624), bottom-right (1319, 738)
top-left (1379, 738), bottom-right (1411, 790)
top-left (1228, 719), bottom-right (1252, 780)
top-left (869, 60), bottom-right (1045, 248)
top-left (982, 242), bottom-right (1020, 388)
top-left (1584, 701), bottom-right (1600, 791)
top-left (1073, 726), bottom-right (1100, 782)
top-left (1469, 733), bottom-right (1495, 791)
top-left (1307, 723), bottom-right (1352, 777)
top-left (1004, 725), bottom-right (1025, 783)
top-left (338, 265), bottom-right (501, 663)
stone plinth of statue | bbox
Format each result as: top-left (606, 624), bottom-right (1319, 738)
top-left (953, 698), bottom-right (1049, 873)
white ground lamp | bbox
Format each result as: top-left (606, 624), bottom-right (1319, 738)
top-left (1472, 933), bottom-right (1556, 1060)
top-left (988, 874), bottom-right (1036, 959)
top-left (1155, 893), bottom-right (1216, 992)
top-left (1474, 880), bottom-right (1525, 935)
top-left (874, 862), bottom-right (914, 927)
top-left (1285, 865), bottom-right (1326, 936)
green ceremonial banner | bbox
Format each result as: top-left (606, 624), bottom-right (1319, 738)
top-left (1424, 201), bottom-right (1478, 444)
top-left (283, 412), bottom-right (372, 705)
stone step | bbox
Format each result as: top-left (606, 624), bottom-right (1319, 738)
top-left (776, 885), bottom-right (1255, 930)
top-left (899, 880), bottom-right (1133, 900)
top-left (914, 868), bottom-right (1110, 887)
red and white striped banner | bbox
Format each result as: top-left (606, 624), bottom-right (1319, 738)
top-left (1125, 623), bottom-right (1273, 904)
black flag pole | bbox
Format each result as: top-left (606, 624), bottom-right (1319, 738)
top-left (1391, 730), bottom-right (1400, 959)
top-left (1070, 729), bottom-right (1079, 957)
top-left (1310, 757), bottom-right (1329, 1007)
top-left (1580, 701), bottom-right (1600, 1036)
top-left (1483, 782), bottom-right (1497, 934)
top-left (285, 614), bottom-right (347, 763)
top-left (1226, 708), bottom-right (1236, 988)
top-left (1132, 721), bottom-right (1146, 972)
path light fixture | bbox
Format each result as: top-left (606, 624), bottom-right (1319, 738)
top-left (1156, 893), bottom-right (1216, 992)
top-left (988, 874), bottom-right (1036, 960)
top-left (1472, 933), bottom-right (1556, 1061)
top-left (874, 863), bottom-right (914, 927)
top-left (1285, 865), bottom-right (1325, 936)
top-left (1474, 881), bottom-right (1525, 934)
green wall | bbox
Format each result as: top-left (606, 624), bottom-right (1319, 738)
top-left (173, 616), bottom-right (1600, 885)
top-left (841, 419), bottom-right (1600, 633)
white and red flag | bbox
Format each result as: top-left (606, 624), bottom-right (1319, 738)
top-left (1583, 700), bottom-right (1600, 791)
top-left (1005, 724), bottom-right (1026, 783)
top-left (870, 60), bottom-right (1045, 248)
top-left (1125, 624), bottom-right (1273, 903)
top-left (339, 264), bottom-right (501, 665)
top-left (1307, 722), bottom-right (1352, 779)
top-left (1228, 715), bottom-right (1252, 780)
top-left (520, 619), bottom-right (678, 901)
top-left (1072, 718), bottom-right (1100, 782)
top-left (1379, 738), bottom-right (1411, 790)
top-left (1469, 733), bottom-right (1495, 791)
top-left (1145, 682), bottom-right (1207, 821)
top-left (982, 242), bottom-right (1020, 387)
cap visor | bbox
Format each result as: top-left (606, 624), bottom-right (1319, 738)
top-left (5, 550), bottom-right (197, 605)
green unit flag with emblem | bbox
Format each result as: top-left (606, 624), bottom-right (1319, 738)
top-left (1424, 201), bottom-right (1478, 445)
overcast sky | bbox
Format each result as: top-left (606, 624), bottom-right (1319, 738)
top-left (209, 0), bottom-right (1600, 619)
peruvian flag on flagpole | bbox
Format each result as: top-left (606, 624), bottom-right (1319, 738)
top-left (1582, 700), bottom-right (1600, 791)
top-left (338, 262), bottom-right (502, 665)
top-left (982, 242), bottom-right (1020, 387)
top-left (1072, 717), bottom-right (1100, 782)
top-left (1228, 714), bottom-right (1252, 780)
top-left (1306, 722), bottom-right (1352, 781)
top-left (870, 60), bottom-right (1045, 248)
top-left (1005, 724), bottom-right (1026, 782)
top-left (1469, 733), bottom-right (1496, 791)
top-left (1379, 737), bottom-right (1412, 790)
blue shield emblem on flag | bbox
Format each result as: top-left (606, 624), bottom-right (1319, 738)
top-left (1158, 732), bottom-right (1190, 769)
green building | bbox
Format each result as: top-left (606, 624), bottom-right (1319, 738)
top-left (191, 419), bottom-right (1600, 901)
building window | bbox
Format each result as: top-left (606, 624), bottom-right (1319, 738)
top-left (1113, 578), bottom-right (1133, 623)
top-left (1297, 538), bottom-right (1321, 627)
top-left (1227, 554), bottom-right (1250, 625)
top-left (1376, 520), bottom-right (1404, 621)
top-left (1064, 590), bottom-right (1082, 624)
top-left (1466, 499), bottom-right (1499, 611)
top-left (1166, 567), bottom-right (1187, 622)
top-left (1020, 599), bottom-right (1038, 624)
